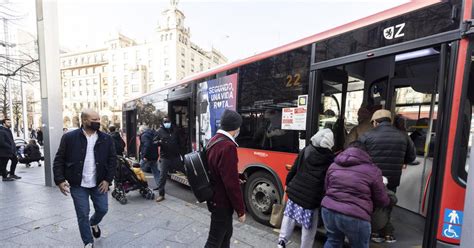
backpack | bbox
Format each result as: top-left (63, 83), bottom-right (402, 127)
top-left (183, 137), bottom-right (226, 202)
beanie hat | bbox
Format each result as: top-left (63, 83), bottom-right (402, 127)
top-left (357, 107), bottom-right (371, 121)
top-left (220, 109), bottom-right (242, 131)
top-left (311, 128), bottom-right (334, 149)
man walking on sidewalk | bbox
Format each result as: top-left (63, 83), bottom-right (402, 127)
top-left (0, 118), bottom-right (21, 181)
top-left (154, 117), bottom-right (181, 202)
top-left (205, 109), bottom-right (246, 248)
top-left (53, 109), bottom-right (117, 248)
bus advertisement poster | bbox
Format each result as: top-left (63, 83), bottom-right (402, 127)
top-left (199, 73), bottom-right (239, 139)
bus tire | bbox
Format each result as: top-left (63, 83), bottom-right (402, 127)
top-left (244, 171), bottom-right (281, 226)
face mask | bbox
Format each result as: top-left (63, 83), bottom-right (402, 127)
top-left (164, 123), bottom-right (171, 129)
top-left (89, 122), bottom-right (100, 131)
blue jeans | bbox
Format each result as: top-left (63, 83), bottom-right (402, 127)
top-left (140, 159), bottom-right (160, 187)
top-left (322, 207), bottom-right (371, 248)
top-left (70, 186), bottom-right (108, 245)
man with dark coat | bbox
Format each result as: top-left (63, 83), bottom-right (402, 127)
top-left (53, 109), bottom-right (117, 248)
top-left (205, 109), bottom-right (246, 248)
top-left (359, 109), bottom-right (416, 243)
top-left (154, 117), bottom-right (181, 202)
top-left (0, 118), bottom-right (21, 181)
top-left (37, 128), bottom-right (43, 146)
top-left (108, 126), bottom-right (125, 156)
top-left (139, 125), bottom-right (160, 189)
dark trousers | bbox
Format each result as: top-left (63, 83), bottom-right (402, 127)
top-left (0, 156), bottom-right (18, 178)
top-left (322, 207), bottom-right (371, 248)
top-left (205, 208), bottom-right (234, 248)
top-left (157, 157), bottom-right (180, 196)
top-left (379, 187), bottom-right (397, 236)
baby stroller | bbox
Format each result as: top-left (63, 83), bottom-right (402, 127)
top-left (16, 139), bottom-right (43, 167)
top-left (112, 156), bottom-right (155, 204)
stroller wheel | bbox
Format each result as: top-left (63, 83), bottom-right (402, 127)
top-left (112, 190), bottom-right (117, 198)
top-left (118, 196), bottom-right (127, 205)
top-left (26, 163), bottom-right (31, 168)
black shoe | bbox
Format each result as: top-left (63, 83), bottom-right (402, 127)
top-left (9, 175), bottom-right (21, 179)
top-left (277, 240), bottom-right (286, 248)
top-left (153, 187), bottom-right (159, 191)
top-left (2, 177), bottom-right (14, 182)
top-left (91, 225), bottom-right (101, 238)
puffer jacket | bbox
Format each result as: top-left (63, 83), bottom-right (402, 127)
top-left (359, 122), bottom-right (416, 190)
top-left (285, 145), bottom-right (334, 209)
top-left (321, 147), bottom-right (390, 222)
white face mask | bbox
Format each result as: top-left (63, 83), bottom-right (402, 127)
top-left (164, 123), bottom-right (171, 129)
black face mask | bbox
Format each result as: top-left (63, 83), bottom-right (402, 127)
top-left (88, 122), bottom-right (100, 131)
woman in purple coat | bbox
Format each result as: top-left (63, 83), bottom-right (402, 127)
top-left (321, 141), bottom-right (391, 248)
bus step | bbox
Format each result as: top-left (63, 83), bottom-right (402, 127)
top-left (170, 172), bottom-right (190, 186)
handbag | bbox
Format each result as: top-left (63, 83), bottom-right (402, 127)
top-left (270, 192), bottom-right (287, 228)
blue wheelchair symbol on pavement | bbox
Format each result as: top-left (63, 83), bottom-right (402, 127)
top-left (444, 209), bottom-right (463, 225)
top-left (442, 224), bottom-right (461, 239)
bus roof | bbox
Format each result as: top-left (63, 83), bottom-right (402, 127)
top-left (126, 0), bottom-right (440, 103)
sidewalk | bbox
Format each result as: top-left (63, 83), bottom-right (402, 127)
top-left (0, 164), bottom-right (297, 248)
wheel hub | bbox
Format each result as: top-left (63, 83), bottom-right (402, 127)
top-left (251, 181), bottom-right (278, 213)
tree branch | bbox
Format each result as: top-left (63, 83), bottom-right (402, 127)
top-left (0, 59), bottom-right (38, 77)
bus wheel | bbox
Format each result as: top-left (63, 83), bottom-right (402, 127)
top-left (244, 171), bottom-right (281, 225)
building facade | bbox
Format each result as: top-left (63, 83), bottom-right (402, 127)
top-left (60, 0), bottom-right (227, 129)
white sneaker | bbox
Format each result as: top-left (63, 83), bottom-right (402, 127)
top-left (84, 243), bottom-right (93, 248)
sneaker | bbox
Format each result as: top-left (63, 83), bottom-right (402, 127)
top-left (155, 196), bottom-right (165, 202)
top-left (9, 175), bottom-right (21, 179)
top-left (84, 243), bottom-right (93, 248)
top-left (277, 240), bottom-right (286, 248)
top-left (385, 235), bottom-right (397, 243)
top-left (153, 187), bottom-right (159, 191)
top-left (91, 225), bottom-right (101, 238)
top-left (371, 233), bottom-right (384, 243)
top-left (2, 177), bottom-right (14, 182)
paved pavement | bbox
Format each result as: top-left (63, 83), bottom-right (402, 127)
top-left (0, 163), bottom-right (300, 248)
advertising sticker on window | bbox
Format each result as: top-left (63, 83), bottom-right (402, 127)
top-left (282, 107), bottom-right (307, 130)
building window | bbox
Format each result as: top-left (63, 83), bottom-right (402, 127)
top-left (86, 79), bottom-right (90, 85)
top-left (191, 54), bottom-right (194, 61)
top-left (124, 52), bottom-right (128, 59)
top-left (94, 79), bottom-right (98, 85)
top-left (113, 87), bottom-right (117, 95)
top-left (112, 65), bottom-right (117, 72)
top-left (164, 58), bottom-right (169, 66)
top-left (164, 70), bottom-right (170, 80)
top-left (63, 81), bottom-right (67, 87)
top-left (94, 90), bottom-right (97, 96)
top-left (169, 33), bottom-right (173, 40)
top-left (161, 35), bottom-right (164, 41)
top-left (124, 75), bottom-right (129, 83)
top-left (181, 59), bottom-right (185, 69)
top-left (148, 48), bottom-right (152, 56)
top-left (191, 65), bottom-right (195, 73)
top-left (112, 54), bottom-right (116, 61)
top-left (79, 80), bottom-right (83, 86)
top-left (132, 84), bottom-right (139, 92)
top-left (181, 48), bottom-right (185, 56)
top-left (124, 86), bottom-right (129, 94)
top-left (64, 92), bottom-right (67, 98)
top-left (149, 72), bottom-right (153, 81)
top-left (79, 91), bottom-right (83, 96)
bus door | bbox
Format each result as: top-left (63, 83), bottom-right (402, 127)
top-left (124, 109), bottom-right (137, 158)
top-left (311, 44), bottom-right (452, 247)
top-left (167, 85), bottom-right (194, 158)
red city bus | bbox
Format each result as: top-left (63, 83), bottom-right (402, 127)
top-left (123, 0), bottom-right (474, 246)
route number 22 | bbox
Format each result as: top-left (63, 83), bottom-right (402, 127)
top-left (286, 74), bottom-right (301, 87)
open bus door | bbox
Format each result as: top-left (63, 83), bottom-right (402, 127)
top-left (310, 42), bottom-right (456, 246)
top-left (166, 84), bottom-right (195, 184)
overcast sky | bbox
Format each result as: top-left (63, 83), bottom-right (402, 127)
top-left (12, 0), bottom-right (409, 61)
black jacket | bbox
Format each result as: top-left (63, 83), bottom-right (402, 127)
top-left (53, 129), bottom-right (117, 186)
top-left (24, 144), bottom-right (42, 160)
top-left (37, 130), bottom-right (43, 142)
top-left (109, 131), bottom-right (125, 156)
top-left (286, 145), bottom-right (334, 209)
top-left (359, 121), bottom-right (416, 190)
top-left (155, 125), bottom-right (181, 159)
top-left (0, 125), bottom-right (16, 158)
top-left (140, 129), bottom-right (159, 161)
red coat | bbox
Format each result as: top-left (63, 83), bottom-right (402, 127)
top-left (206, 133), bottom-right (245, 216)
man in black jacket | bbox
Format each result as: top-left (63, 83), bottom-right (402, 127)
top-left (139, 125), bottom-right (160, 189)
top-left (108, 126), bottom-right (125, 156)
top-left (53, 109), bottom-right (116, 248)
top-left (154, 117), bottom-right (181, 202)
top-left (0, 118), bottom-right (21, 181)
top-left (359, 109), bottom-right (416, 243)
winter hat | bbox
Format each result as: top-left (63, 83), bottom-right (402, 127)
top-left (371, 109), bottom-right (392, 122)
top-left (311, 128), bottom-right (334, 149)
top-left (220, 109), bottom-right (242, 131)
